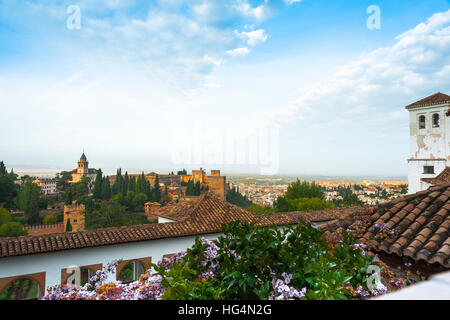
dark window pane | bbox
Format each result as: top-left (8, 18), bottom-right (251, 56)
top-left (423, 166), bottom-right (434, 174)
top-left (419, 115), bottom-right (426, 129)
top-left (0, 277), bottom-right (40, 300)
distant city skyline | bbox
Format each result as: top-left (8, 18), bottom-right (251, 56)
top-left (1, 1), bottom-right (450, 176)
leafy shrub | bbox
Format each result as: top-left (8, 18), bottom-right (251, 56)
top-left (246, 204), bottom-right (275, 214)
top-left (153, 220), bottom-right (384, 300)
top-left (43, 215), bottom-right (57, 224)
top-left (285, 180), bottom-right (324, 200)
top-left (44, 220), bottom-right (405, 300)
top-left (0, 222), bottom-right (27, 238)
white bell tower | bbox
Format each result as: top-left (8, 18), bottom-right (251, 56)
top-left (406, 93), bottom-right (450, 194)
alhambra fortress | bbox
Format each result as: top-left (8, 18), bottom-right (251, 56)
top-left (1, 92), bottom-right (450, 299)
top-left (23, 152), bottom-right (228, 237)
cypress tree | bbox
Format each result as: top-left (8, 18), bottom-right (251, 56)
top-left (194, 181), bottom-right (201, 196)
top-left (164, 186), bottom-right (169, 201)
top-left (123, 172), bottom-right (129, 195)
top-left (185, 180), bottom-right (194, 196)
top-left (64, 189), bottom-right (73, 205)
top-left (145, 180), bottom-right (152, 201)
top-left (130, 176), bottom-right (136, 193)
top-left (154, 175), bottom-right (161, 202)
top-left (0, 161), bottom-right (6, 174)
top-left (102, 176), bottom-right (111, 200)
top-left (65, 218), bottom-right (72, 232)
top-left (140, 172), bottom-right (146, 193)
top-left (113, 168), bottom-right (123, 195)
top-left (93, 169), bottom-right (103, 199)
top-left (26, 189), bottom-right (40, 225)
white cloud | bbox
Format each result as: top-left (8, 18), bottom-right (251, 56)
top-left (226, 47), bottom-right (251, 57)
top-left (264, 10), bottom-right (450, 129)
top-left (233, 2), bottom-right (268, 21)
top-left (284, 0), bottom-right (302, 5)
top-left (234, 29), bottom-right (269, 46)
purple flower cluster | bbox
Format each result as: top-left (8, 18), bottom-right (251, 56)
top-left (355, 282), bottom-right (387, 298)
top-left (389, 277), bottom-right (404, 288)
top-left (374, 222), bottom-right (387, 231)
top-left (269, 273), bottom-right (306, 300)
top-left (369, 283), bottom-right (387, 296)
top-left (157, 252), bottom-right (187, 270)
top-left (199, 238), bottom-right (220, 275)
top-left (353, 243), bottom-right (366, 250)
top-left (356, 285), bottom-right (370, 298)
top-left (353, 243), bottom-right (367, 256)
top-left (43, 260), bottom-right (165, 300)
top-left (43, 260), bottom-right (120, 300)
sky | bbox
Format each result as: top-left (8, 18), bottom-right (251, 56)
top-left (1, 0), bottom-right (450, 177)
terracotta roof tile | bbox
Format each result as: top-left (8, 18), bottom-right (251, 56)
top-left (405, 92), bottom-right (450, 109)
top-left (322, 184), bottom-right (450, 268)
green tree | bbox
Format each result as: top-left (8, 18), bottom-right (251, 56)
top-left (16, 179), bottom-right (41, 223)
top-left (185, 179), bottom-right (194, 196)
top-left (132, 193), bottom-right (148, 211)
top-left (0, 174), bottom-right (18, 207)
top-left (63, 188), bottom-right (73, 205)
top-left (101, 177), bottom-right (111, 200)
top-left (26, 188), bottom-right (41, 225)
top-left (65, 218), bottom-right (72, 232)
top-left (123, 172), bottom-right (129, 195)
top-left (130, 176), bottom-right (137, 193)
top-left (285, 180), bottom-right (324, 200)
top-left (273, 196), bottom-right (289, 212)
top-left (194, 181), bottom-right (201, 196)
top-left (84, 202), bottom-right (148, 229)
top-left (0, 207), bottom-right (12, 225)
top-left (56, 171), bottom-right (73, 191)
top-left (153, 175), bottom-right (161, 202)
top-left (0, 222), bottom-right (27, 238)
top-left (0, 161), bottom-right (6, 175)
top-left (112, 169), bottom-right (123, 195)
top-left (226, 186), bottom-right (253, 208)
top-left (145, 180), bottom-right (152, 202)
top-left (246, 204), bottom-right (274, 214)
top-left (43, 215), bottom-right (57, 224)
top-left (93, 169), bottom-right (103, 199)
top-left (0, 162), bottom-right (18, 208)
top-left (72, 176), bottom-right (90, 201)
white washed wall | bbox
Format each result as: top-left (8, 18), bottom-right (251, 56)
top-left (0, 233), bottom-right (221, 289)
top-left (407, 103), bottom-right (449, 194)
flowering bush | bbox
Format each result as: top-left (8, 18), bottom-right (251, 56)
top-left (43, 219), bottom-right (407, 300)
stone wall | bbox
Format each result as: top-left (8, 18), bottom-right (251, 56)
top-left (24, 223), bottom-right (64, 236)
top-left (63, 204), bottom-right (85, 232)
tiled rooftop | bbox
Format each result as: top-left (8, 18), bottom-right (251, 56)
top-left (0, 194), bottom-right (356, 258)
top-left (322, 184), bottom-right (450, 268)
top-left (152, 197), bottom-right (201, 222)
top-left (405, 92), bottom-right (450, 109)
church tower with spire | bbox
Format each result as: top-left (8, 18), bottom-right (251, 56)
top-left (69, 152), bottom-right (98, 184)
top-left (77, 152), bottom-right (89, 175)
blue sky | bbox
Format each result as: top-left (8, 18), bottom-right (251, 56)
top-left (1, 0), bottom-right (450, 177)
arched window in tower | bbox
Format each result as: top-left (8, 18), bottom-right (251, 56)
top-left (419, 115), bottom-right (426, 129)
top-left (432, 113), bottom-right (440, 127)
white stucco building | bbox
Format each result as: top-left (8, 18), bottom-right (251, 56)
top-left (406, 92), bottom-right (450, 194)
top-left (32, 178), bottom-right (57, 195)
